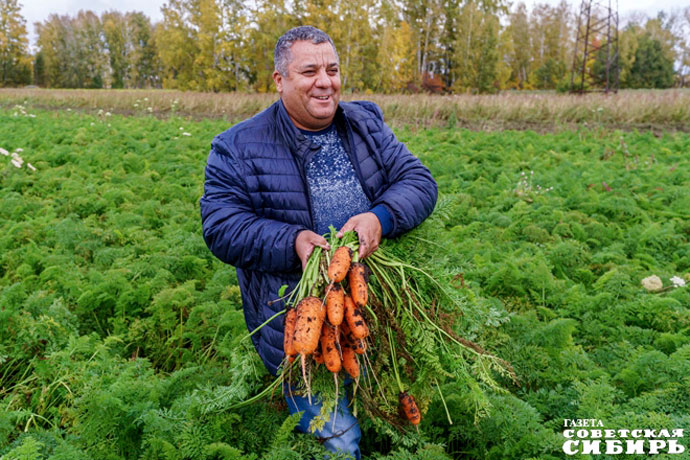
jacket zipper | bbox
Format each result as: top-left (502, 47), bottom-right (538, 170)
top-left (295, 139), bottom-right (319, 231)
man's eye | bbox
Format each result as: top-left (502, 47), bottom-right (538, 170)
top-left (303, 71), bottom-right (315, 76)
top-left (328, 69), bottom-right (339, 75)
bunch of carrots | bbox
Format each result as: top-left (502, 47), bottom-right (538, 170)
top-left (280, 229), bottom-right (422, 428)
top-left (284, 245), bottom-right (368, 379)
top-left (245, 228), bottom-right (514, 432)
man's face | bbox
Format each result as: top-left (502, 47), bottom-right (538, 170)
top-left (273, 40), bottom-right (341, 131)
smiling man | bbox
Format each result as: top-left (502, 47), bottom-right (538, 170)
top-left (200, 26), bottom-right (437, 459)
top-left (274, 39), bottom-right (340, 130)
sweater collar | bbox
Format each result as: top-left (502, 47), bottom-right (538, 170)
top-left (276, 98), bottom-right (346, 159)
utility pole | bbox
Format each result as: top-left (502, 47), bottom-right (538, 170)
top-left (570, 0), bottom-right (619, 93)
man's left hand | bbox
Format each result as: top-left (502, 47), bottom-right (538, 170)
top-left (337, 212), bottom-right (382, 259)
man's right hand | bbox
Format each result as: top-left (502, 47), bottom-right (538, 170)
top-left (295, 230), bottom-right (330, 270)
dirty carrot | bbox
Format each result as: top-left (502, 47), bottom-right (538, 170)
top-left (348, 262), bottom-right (368, 307)
top-left (341, 342), bottom-right (360, 379)
top-left (321, 323), bottom-right (341, 374)
top-left (283, 307), bottom-right (297, 359)
top-left (341, 320), bottom-right (367, 355)
top-left (398, 391), bottom-right (421, 425)
top-left (344, 294), bottom-right (369, 339)
top-left (321, 321), bottom-right (342, 431)
top-left (328, 246), bottom-right (352, 283)
top-left (293, 296), bottom-right (324, 355)
top-left (325, 283), bottom-right (345, 326)
top-left (313, 345), bottom-right (324, 365)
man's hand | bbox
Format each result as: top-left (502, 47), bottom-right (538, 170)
top-left (337, 212), bottom-right (382, 259)
top-left (295, 230), bottom-right (330, 270)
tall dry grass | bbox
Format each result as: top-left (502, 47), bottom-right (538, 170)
top-left (1, 87), bottom-right (688, 131)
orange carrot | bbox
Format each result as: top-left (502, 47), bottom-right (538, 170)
top-left (328, 247), bottom-right (352, 283)
top-left (399, 391), bottom-right (421, 425)
top-left (341, 342), bottom-right (359, 379)
top-left (348, 262), bottom-right (368, 307)
top-left (344, 294), bottom-right (369, 340)
top-left (313, 345), bottom-right (324, 365)
top-left (341, 321), bottom-right (366, 355)
top-left (320, 323), bottom-right (341, 373)
top-left (283, 307), bottom-right (297, 358)
top-left (353, 338), bottom-right (367, 355)
top-left (340, 320), bottom-right (352, 341)
top-left (323, 322), bottom-right (343, 432)
top-left (325, 283), bottom-right (345, 326)
top-left (317, 297), bottom-right (327, 323)
top-left (293, 296), bottom-right (324, 355)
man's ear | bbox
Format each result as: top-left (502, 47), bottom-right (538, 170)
top-left (272, 70), bottom-right (283, 93)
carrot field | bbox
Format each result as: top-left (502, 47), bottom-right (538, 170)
top-left (1, 99), bottom-right (689, 459)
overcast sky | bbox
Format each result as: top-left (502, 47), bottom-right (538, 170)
top-left (19, 0), bottom-right (689, 46)
top-left (21, 0), bottom-right (164, 46)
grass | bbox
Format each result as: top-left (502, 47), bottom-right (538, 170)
top-left (2, 107), bottom-right (690, 459)
top-left (1, 87), bottom-right (689, 131)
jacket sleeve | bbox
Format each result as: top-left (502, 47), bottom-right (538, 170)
top-left (199, 138), bottom-right (307, 273)
top-left (367, 104), bottom-right (438, 237)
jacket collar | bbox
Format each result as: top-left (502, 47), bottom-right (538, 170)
top-left (276, 98), bottom-right (347, 160)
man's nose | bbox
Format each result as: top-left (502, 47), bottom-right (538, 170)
top-left (315, 69), bottom-right (331, 87)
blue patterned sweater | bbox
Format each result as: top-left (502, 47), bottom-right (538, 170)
top-left (301, 124), bottom-right (393, 236)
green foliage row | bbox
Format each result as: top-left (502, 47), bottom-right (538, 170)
top-left (1, 108), bottom-right (689, 459)
top-left (399, 125), bottom-right (690, 458)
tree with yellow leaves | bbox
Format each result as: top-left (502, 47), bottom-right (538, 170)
top-left (0, 0), bottom-right (31, 86)
top-left (249, 0), bottom-right (296, 93)
top-left (377, 19), bottom-right (415, 93)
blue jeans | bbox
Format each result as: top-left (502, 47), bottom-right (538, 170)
top-left (284, 387), bottom-right (361, 460)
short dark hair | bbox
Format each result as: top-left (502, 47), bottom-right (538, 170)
top-left (274, 26), bottom-right (339, 76)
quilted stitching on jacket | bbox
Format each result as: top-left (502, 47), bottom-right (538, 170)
top-left (201, 99), bottom-right (437, 375)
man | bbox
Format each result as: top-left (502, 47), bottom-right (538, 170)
top-left (200, 26), bottom-right (437, 459)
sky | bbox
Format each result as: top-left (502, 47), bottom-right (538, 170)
top-left (20, 0), bottom-right (164, 46)
top-left (526, 0), bottom-right (689, 19)
top-left (19, 0), bottom-right (690, 46)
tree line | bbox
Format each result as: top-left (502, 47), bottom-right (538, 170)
top-left (1, 0), bottom-right (689, 93)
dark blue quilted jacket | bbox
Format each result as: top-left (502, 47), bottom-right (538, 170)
top-left (200, 99), bottom-right (437, 375)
